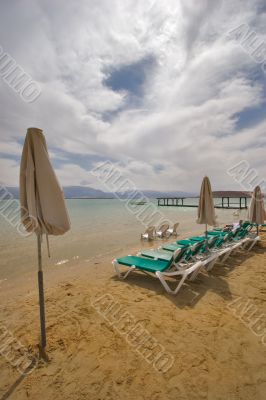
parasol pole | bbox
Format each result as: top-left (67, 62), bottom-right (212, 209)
top-left (205, 223), bottom-right (209, 251)
top-left (37, 233), bottom-right (47, 355)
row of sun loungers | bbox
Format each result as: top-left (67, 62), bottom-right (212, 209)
top-left (141, 223), bottom-right (179, 240)
top-left (113, 222), bottom-right (260, 295)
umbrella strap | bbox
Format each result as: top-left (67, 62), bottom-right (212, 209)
top-left (45, 234), bottom-right (51, 258)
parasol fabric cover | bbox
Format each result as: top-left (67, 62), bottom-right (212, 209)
top-left (197, 176), bottom-right (217, 226)
top-left (248, 186), bottom-right (265, 225)
top-left (20, 127), bottom-right (70, 235)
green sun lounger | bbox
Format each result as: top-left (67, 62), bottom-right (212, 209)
top-left (114, 256), bottom-right (170, 272)
top-left (162, 239), bottom-right (205, 257)
top-left (112, 246), bottom-right (203, 295)
top-left (161, 239), bottom-right (192, 252)
top-left (140, 236), bottom-right (208, 261)
top-left (139, 249), bottom-right (174, 261)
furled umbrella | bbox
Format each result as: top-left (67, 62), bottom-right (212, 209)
top-left (197, 176), bottom-right (217, 242)
top-left (247, 185), bottom-right (265, 236)
top-left (20, 127), bottom-right (70, 356)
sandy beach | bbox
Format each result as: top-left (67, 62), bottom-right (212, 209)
top-left (1, 1), bottom-right (266, 399)
top-left (0, 234), bottom-right (265, 400)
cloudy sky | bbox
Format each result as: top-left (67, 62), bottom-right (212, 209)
top-left (0, 0), bottom-right (265, 192)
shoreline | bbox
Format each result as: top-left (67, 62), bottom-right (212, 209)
top-left (0, 228), bottom-right (200, 302)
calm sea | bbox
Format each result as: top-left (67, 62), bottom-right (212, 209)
top-left (0, 198), bottom-right (251, 283)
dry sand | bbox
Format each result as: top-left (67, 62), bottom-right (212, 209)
top-left (0, 235), bottom-right (266, 400)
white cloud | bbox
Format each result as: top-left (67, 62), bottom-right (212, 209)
top-left (54, 163), bottom-right (92, 186)
top-left (0, 141), bottom-right (22, 156)
top-left (0, 0), bottom-right (266, 191)
top-left (0, 159), bottom-right (20, 186)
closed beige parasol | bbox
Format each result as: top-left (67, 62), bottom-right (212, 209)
top-left (197, 176), bottom-right (217, 239)
top-left (248, 186), bottom-right (265, 235)
top-left (20, 127), bottom-right (70, 235)
top-left (20, 127), bottom-right (70, 355)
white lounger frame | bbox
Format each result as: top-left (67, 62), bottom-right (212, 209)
top-left (112, 256), bottom-right (203, 295)
top-left (113, 231), bottom-right (261, 296)
top-left (156, 261), bottom-right (203, 295)
top-left (215, 234), bottom-right (260, 263)
top-left (195, 234), bottom-right (261, 277)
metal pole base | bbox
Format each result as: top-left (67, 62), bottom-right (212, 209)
top-left (38, 270), bottom-right (47, 349)
top-left (37, 234), bottom-right (48, 359)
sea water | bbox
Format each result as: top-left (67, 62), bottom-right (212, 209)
top-left (0, 198), bottom-right (250, 282)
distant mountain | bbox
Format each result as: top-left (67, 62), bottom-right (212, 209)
top-left (63, 186), bottom-right (113, 198)
top-left (3, 186), bottom-right (113, 199)
top-left (118, 190), bottom-right (197, 199)
top-left (4, 186), bottom-right (196, 199)
top-left (4, 187), bottom-right (19, 198)
top-left (141, 190), bottom-right (197, 198)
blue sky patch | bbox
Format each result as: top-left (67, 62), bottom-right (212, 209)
top-left (104, 55), bottom-right (156, 97)
top-left (234, 101), bottom-right (266, 130)
top-left (0, 153), bottom-right (20, 163)
top-left (153, 164), bottom-right (165, 173)
top-left (48, 148), bottom-right (116, 172)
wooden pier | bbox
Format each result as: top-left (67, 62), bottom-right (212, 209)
top-left (157, 191), bottom-right (250, 210)
top-left (157, 198), bottom-right (195, 207)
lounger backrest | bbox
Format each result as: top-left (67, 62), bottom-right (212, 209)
top-left (158, 223), bottom-right (170, 233)
top-left (177, 239), bottom-right (191, 246)
top-left (173, 222), bottom-right (179, 232)
top-left (232, 226), bottom-right (242, 237)
top-left (184, 241), bottom-right (203, 261)
top-left (236, 227), bottom-right (249, 239)
top-left (146, 226), bottom-right (155, 236)
top-left (241, 221), bottom-right (251, 230)
top-left (223, 232), bottom-right (232, 242)
top-left (208, 235), bottom-right (219, 248)
top-left (192, 240), bottom-right (205, 255)
top-left (246, 223), bottom-right (253, 232)
top-left (172, 246), bottom-right (188, 264)
top-left (234, 225), bottom-right (250, 239)
top-left (215, 236), bottom-right (225, 247)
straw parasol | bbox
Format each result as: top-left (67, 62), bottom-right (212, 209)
top-left (20, 127), bottom-right (70, 356)
top-left (197, 176), bottom-right (217, 240)
top-left (248, 186), bottom-right (265, 235)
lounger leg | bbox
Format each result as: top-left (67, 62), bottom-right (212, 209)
top-left (220, 250), bottom-right (232, 263)
top-left (177, 261), bottom-right (204, 286)
top-left (173, 274), bottom-right (188, 294)
top-left (112, 261), bottom-right (135, 280)
top-left (206, 258), bottom-right (218, 271)
top-left (208, 247), bottom-right (233, 268)
top-left (235, 238), bottom-right (249, 251)
top-left (246, 237), bottom-right (260, 251)
top-left (247, 241), bottom-right (255, 251)
top-left (189, 263), bottom-right (205, 281)
top-left (156, 271), bottom-right (188, 295)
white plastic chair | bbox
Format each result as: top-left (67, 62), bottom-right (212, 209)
top-left (156, 223), bottom-right (170, 238)
top-left (166, 222), bottom-right (179, 237)
top-left (141, 226), bottom-right (156, 240)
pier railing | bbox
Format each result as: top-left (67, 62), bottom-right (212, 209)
top-left (157, 196), bottom-right (248, 209)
